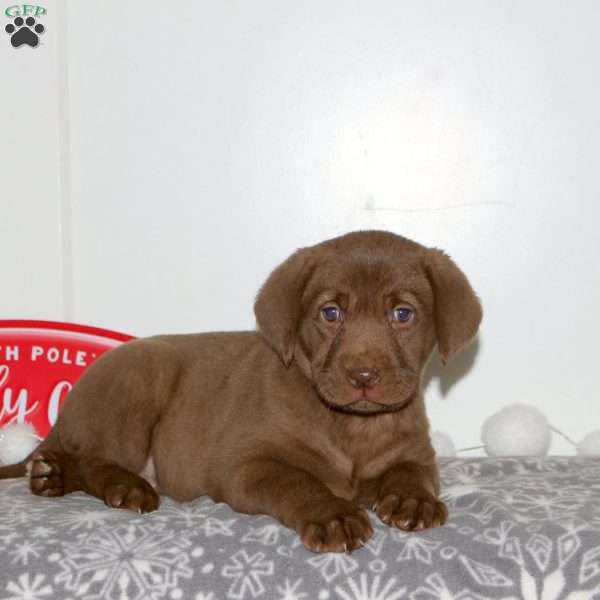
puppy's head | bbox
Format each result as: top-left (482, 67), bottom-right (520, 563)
top-left (255, 231), bottom-right (482, 415)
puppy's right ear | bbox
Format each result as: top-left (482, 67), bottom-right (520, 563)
top-left (254, 249), bottom-right (313, 367)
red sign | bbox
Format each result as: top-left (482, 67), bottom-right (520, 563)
top-left (0, 320), bottom-right (134, 438)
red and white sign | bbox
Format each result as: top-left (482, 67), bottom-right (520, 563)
top-left (0, 320), bottom-right (134, 438)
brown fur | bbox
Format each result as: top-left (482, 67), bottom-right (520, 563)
top-left (0, 230), bottom-right (482, 553)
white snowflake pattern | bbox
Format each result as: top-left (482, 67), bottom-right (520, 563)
top-left (441, 482), bottom-right (480, 504)
top-left (276, 578), bottom-right (308, 600)
top-left (557, 532), bottom-right (581, 568)
top-left (465, 499), bottom-right (508, 525)
top-left (221, 549), bottom-right (274, 599)
top-left (242, 523), bottom-right (282, 546)
top-left (197, 517), bottom-right (236, 537)
top-left (53, 523), bottom-right (193, 600)
top-left (393, 533), bottom-right (441, 565)
top-left (579, 544), bottom-right (600, 585)
top-left (459, 553), bottom-right (514, 587)
top-left (409, 573), bottom-right (489, 600)
top-left (308, 551), bottom-right (359, 583)
top-left (334, 573), bottom-right (405, 600)
top-left (45, 507), bottom-right (121, 531)
top-left (155, 498), bottom-right (219, 529)
top-left (1, 573), bottom-right (53, 600)
top-left (526, 533), bottom-right (553, 572)
top-left (9, 540), bottom-right (43, 566)
top-left (29, 526), bottom-right (56, 539)
top-left (439, 460), bottom-right (482, 486)
top-left (362, 528), bottom-right (388, 557)
top-left (579, 463), bottom-right (600, 481)
top-left (511, 563), bottom-right (600, 600)
top-left (0, 497), bottom-right (48, 527)
top-left (474, 520), bottom-right (524, 566)
top-left (0, 530), bottom-right (19, 546)
top-left (503, 490), bottom-right (586, 521)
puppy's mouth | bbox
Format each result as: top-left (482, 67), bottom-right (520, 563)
top-left (318, 393), bottom-right (415, 416)
top-left (315, 369), bottom-right (418, 416)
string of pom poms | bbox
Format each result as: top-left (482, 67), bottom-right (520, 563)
top-left (431, 403), bottom-right (600, 457)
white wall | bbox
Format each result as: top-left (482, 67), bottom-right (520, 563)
top-left (3, 0), bottom-right (600, 453)
top-left (0, 0), bottom-right (66, 318)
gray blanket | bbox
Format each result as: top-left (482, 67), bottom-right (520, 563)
top-left (1, 457), bottom-right (599, 599)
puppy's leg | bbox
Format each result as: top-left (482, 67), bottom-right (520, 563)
top-left (225, 459), bottom-right (373, 553)
top-left (30, 450), bottom-right (159, 513)
top-left (374, 462), bottom-right (447, 531)
top-left (28, 341), bottom-right (173, 510)
top-left (79, 458), bottom-right (159, 513)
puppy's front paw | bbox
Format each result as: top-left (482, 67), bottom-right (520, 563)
top-left (298, 499), bottom-right (373, 553)
top-left (375, 494), bottom-right (447, 531)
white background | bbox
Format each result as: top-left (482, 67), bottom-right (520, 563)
top-left (2, 1), bottom-right (599, 453)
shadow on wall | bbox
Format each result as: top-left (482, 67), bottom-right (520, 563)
top-left (424, 338), bottom-right (481, 398)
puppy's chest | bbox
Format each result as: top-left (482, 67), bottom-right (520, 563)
top-left (320, 437), bottom-right (400, 501)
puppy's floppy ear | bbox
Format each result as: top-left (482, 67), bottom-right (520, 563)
top-left (424, 249), bottom-right (483, 364)
top-left (254, 248), bottom-right (313, 367)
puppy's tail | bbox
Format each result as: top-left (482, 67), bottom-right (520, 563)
top-left (0, 461), bottom-right (29, 479)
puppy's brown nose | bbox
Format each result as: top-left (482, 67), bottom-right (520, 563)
top-left (347, 367), bottom-right (380, 389)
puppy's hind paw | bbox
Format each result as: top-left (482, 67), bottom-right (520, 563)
top-left (103, 478), bottom-right (160, 514)
top-left (29, 451), bottom-right (65, 497)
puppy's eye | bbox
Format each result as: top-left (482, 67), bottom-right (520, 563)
top-left (321, 304), bottom-right (343, 323)
top-left (392, 306), bottom-right (414, 324)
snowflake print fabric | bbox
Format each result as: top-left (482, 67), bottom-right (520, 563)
top-left (1, 457), bottom-right (599, 599)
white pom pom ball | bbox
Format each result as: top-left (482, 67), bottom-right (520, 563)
top-left (576, 430), bottom-right (600, 456)
top-left (431, 430), bottom-right (456, 457)
top-left (0, 423), bottom-right (40, 465)
top-left (481, 403), bottom-right (551, 457)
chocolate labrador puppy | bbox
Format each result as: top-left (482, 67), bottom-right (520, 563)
top-left (0, 230), bottom-right (481, 553)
